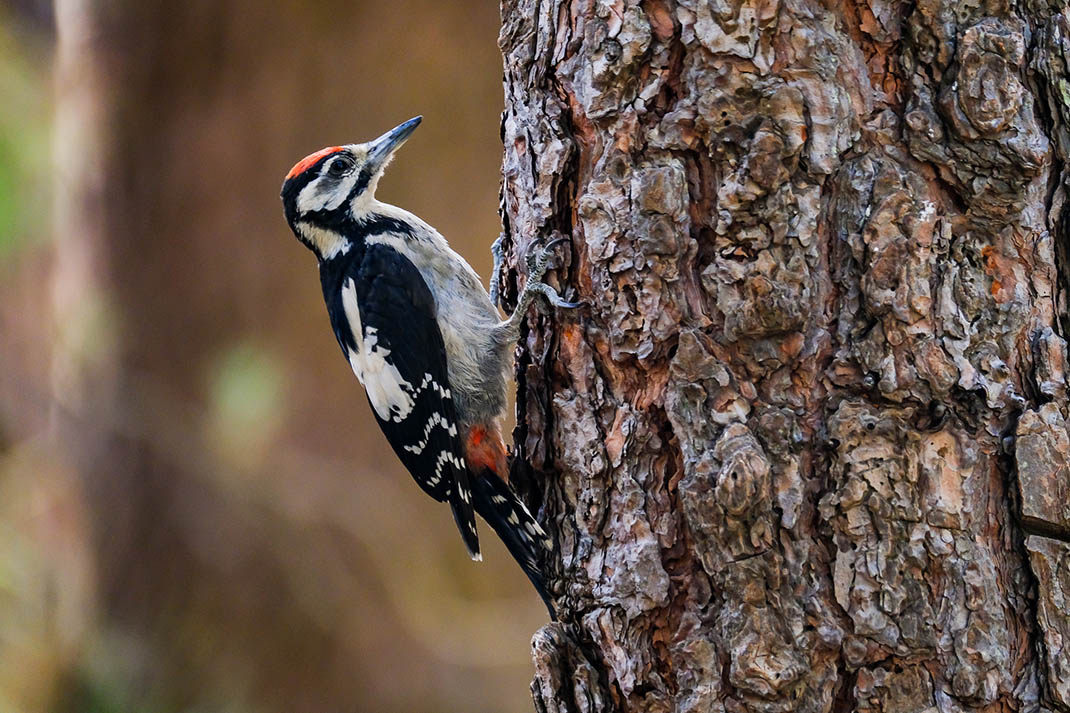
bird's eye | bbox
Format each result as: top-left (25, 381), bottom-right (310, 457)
top-left (327, 156), bottom-right (353, 177)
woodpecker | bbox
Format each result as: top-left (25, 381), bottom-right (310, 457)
top-left (280, 116), bottom-right (576, 617)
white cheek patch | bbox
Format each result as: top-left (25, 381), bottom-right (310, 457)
top-left (296, 167), bottom-right (361, 215)
top-left (341, 278), bottom-right (415, 422)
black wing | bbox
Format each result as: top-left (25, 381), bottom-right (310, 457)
top-left (323, 243), bottom-right (480, 559)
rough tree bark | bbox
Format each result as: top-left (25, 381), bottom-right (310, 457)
top-left (497, 1), bottom-right (1070, 712)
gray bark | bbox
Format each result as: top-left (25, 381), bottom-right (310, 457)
top-left (497, 1), bottom-right (1070, 712)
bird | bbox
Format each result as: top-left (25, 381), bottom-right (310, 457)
top-left (280, 116), bottom-right (578, 617)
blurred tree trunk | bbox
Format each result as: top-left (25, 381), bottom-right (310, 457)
top-left (498, 1), bottom-right (1070, 712)
top-left (49, 2), bottom-right (529, 712)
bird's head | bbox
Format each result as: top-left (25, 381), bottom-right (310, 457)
top-left (281, 115), bottom-right (421, 260)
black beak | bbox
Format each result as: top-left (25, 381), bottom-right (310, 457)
top-left (366, 116), bottom-right (422, 169)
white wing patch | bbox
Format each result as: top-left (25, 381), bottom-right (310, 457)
top-left (341, 278), bottom-right (415, 422)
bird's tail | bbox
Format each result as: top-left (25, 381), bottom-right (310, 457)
top-left (471, 469), bottom-right (557, 619)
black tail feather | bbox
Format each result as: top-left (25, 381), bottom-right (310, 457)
top-left (449, 492), bottom-right (482, 562)
top-left (449, 466), bottom-right (481, 562)
top-left (471, 470), bottom-right (557, 619)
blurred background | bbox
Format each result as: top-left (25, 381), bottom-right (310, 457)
top-left (0, 1), bottom-right (548, 711)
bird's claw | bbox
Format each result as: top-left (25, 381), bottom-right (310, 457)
top-left (525, 238), bottom-right (579, 310)
top-left (525, 237), bottom-right (570, 281)
top-left (532, 282), bottom-right (584, 309)
top-left (500, 237), bottom-right (581, 331)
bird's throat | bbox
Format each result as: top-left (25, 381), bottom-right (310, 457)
top-left (298, 222), bottom-right (351, 261)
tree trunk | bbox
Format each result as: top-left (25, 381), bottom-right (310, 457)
top-left (497, 1), bottom-right (1070, 712)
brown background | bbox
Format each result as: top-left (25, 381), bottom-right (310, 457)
top-left (0, 1), bottom-right (546, 711)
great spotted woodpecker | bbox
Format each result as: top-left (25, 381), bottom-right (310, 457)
top-left (280, 116), bottom-right (576, 616)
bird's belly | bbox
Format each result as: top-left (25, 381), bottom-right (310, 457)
top-left (433, 295), bottom-right (508, 427)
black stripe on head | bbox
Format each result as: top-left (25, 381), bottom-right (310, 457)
top-left (352, 166), bottom-right (375, 200)
top-left (280, 150), bottom-right (343, 228)
top-left (281, 168), bottom-right (318, 227)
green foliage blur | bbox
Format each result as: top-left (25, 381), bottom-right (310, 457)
top-left (0, 14), bottom-right (49, 257)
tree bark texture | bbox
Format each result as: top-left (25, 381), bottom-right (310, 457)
top-left (497, 1), bottom-right (1070, 712)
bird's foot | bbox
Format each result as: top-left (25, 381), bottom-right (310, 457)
top-left (502, 238), bottom-right (582, 331)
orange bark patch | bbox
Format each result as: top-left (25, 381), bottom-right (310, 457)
top-left (605, 410), bottom-right (628, 468)
top-left (646, 0), bottom-right (675, 42)
top-left (980, 245), bottom-right (1012, 301)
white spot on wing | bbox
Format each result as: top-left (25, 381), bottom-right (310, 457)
top-left (403, 412), bottom-right (458, 454)
top-left (342, 278), bottom-right (415, 422)
top-left (413, 373), bottom-right (451, 400)
top-left (432, 450), bottom-right (464, 483)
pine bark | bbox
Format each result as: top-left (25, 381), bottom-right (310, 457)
top-left (497, 1), bottom-right (1070, 712)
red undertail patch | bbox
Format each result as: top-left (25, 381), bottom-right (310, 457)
top-left (464, 424), bottom-right (508, 477)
